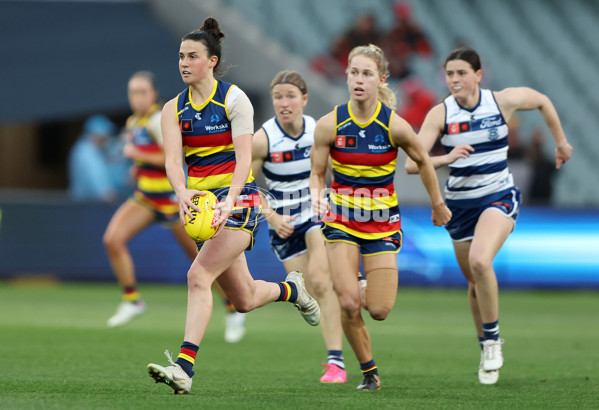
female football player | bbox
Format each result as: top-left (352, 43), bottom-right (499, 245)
top-left (405, 46), bottom-right (573, 384)
top-left (251, 70), bottom-right (346, 383)
top-left (310, 44), bottom-right (451, 390)
top-left (146, 18), bottom-right (320, 395)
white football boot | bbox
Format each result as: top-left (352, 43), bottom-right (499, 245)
top-left (482, 339), bottom-right (504, 371)
top-left (107, 301), bottom-right (146, 327)
top-left (478, 351), bottom-right (500, 384)
top-left (224, 311), bottom-right (247, 343)
top-left (285, 271), bottom-right (320, 326)
top-left (147, 350), bottom-right (192, 395)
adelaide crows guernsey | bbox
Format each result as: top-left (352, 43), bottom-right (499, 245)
top-left (128, 103), bottom-right (178, 216)
top-left (325, 101), bottom-right (401, 240)
top-left (261, 115), bottom-right (316, 226)
top-left (441, 89), bottom-right (514, 208)
top-left (176, 79), bottom-right (260, 209)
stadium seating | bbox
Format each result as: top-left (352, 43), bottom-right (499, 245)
top-left (184, 0), bottom-right (598, 206)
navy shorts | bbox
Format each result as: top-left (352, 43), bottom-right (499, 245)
top-left (321, 225), bottom-right (402, 256)
top-left (446, 188), bottom-right (521, 242)
top-left (270, 219), bottom-right (322, 262)
top-left (197, 205), bottom-right (261, 251)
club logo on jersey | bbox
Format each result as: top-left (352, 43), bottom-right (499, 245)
top-left (210, 114), bottom-right (220, 123)
top-left (180, 119), bottom-right (193, 132)
top-left (488, 128), bottom-right (499, 141)
top-left (448, 121), bottom-right (470, 135)
top-left (335, 135), bottom-right (357, 149)
top-left (271, 150), bottom-right (294, 163)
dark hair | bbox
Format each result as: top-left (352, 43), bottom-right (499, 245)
top-left (182, 17), bottom-right (226, 75)
top-left (130, 70), bottom-right (157, 90)
top-left (444, 46), bottom-right (482, 71)
top-left (270, 70), bottom-right (308, 95)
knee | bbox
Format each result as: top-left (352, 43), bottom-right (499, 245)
top-left (231, 300), bottom-right (252, 313)
top-left (338, 294), bottom-right (361, 320)
top-left (305, 269), bottom-right (331, 299)
top-left (469, 254), bottom-right (492, 277)
top-left (103, 231), bottom-right (123, 254)
top-left (186, 267), bottom-right (212, 292)
top-left (221, 282), bottom-right (256, 313)
top-left (367, 305), bottom-right (391, 321)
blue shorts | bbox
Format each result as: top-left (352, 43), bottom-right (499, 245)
top-left (270, 220), bottom-right (322, 262)
top-left (321, 225), bottom-right (402, 256)
top-left (197, 205), bottom-right (261, 251)
top-left (446, 188), bottom-right (521, 242)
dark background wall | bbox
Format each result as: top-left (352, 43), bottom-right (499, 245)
top-left (0, 1), bottom-right (193, 190)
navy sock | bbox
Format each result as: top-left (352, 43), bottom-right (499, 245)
top-left (482, 320), bottom-right (499, 341)
top-left (276, 281), bottom-right (298, 303)
top-left (478, 336), bottom-right (485, 350)
top-left (327, 350), bottom-right (344, 370)
top-left (175, 341), bottom-right (199, 378)
top-left (360, 359), bottom-right (378, 376)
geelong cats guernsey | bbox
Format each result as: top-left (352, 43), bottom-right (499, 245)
top-left (261, 115), bottom-right (316, 226)
top-left (441, 89), bottom-right (514, 208)
top-left (325, 101), bottom-right (401, 240)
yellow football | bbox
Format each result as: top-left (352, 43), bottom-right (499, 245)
top-left (184, 191), bottom-right (221, 242)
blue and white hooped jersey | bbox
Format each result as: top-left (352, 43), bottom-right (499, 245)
top-left (261, 115), bottom-right (316, 226)
top-left (441, 89), bottom-right (515, 208)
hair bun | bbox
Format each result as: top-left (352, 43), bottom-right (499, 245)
top-left (200, 17), bottom-right (225, 41)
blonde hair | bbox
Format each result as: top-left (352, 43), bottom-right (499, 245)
top-left (347, 44), bottom-right (397, 110)
top-left (270, 70), bottom-right (308, 95)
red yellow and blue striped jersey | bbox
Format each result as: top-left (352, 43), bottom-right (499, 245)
top-left (127, 103), bottom-right (178, 217)
top-left (324, 101), bottom-right (401, 240)
top-left (176, 79), bottom-right (260, 209)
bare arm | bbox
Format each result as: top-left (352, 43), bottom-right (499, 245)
top-left (393, 113), bottom-right (451, 226)
top-left (310, 112), bottom-right (336, 217)
top-left (495, 87), bottom-right (573, 168)
top-left (404, 103), bottom-right (473, 174)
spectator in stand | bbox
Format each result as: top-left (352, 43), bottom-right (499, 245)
top-left (381, 1), bottom-right (433, 79)
top-left (68, 115), bottom-right (120, 203)
top-left (311, 13), bottom-right (381, 79)
top-left (527, 127), bottom-right (556, 205)
top-left (506, 114), bottom-right (526, 159)
top-left (397, 77), bottom-right (437, 132)
top-left (345, 13), bottom-right (381, 51)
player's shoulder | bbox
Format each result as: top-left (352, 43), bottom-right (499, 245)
top-left (315, 110), bottom-right (335, 128)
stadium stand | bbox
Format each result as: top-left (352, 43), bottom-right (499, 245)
top-left (210, 0), bottom-right (599, 206)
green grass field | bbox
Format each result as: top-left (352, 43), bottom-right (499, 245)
top-left (0, 281), bottom-right (597, 409)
